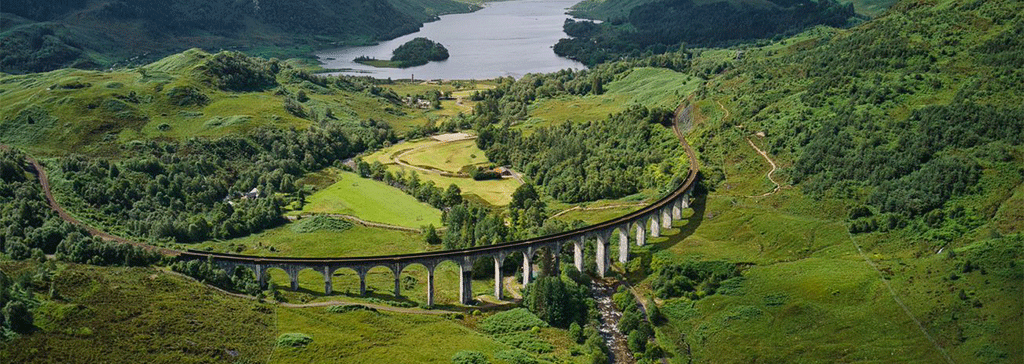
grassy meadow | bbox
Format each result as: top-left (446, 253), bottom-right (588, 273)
top-left (363, 137), bottom-right (522, 206)
top-left (524, 67), bottom-right (700, 131)
top-left (298, 170), bottom-right (443, 228)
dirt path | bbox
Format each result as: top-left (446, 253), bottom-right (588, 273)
top-left (550, 203), bottom-right (648, 218)
top-left (746, 138), bottom-right (782, 197)
top-left (17, 149), bottom-right (177, 255)
top-left (716, 99), bottom-right (730, 120)
top-left (287, 213), bottom-right (422, 233)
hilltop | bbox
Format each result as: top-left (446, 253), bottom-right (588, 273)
top-left (0, 0), bottom-right (479, 74)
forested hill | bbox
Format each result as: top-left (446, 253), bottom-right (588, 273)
top-left (555, 0), bottom-right (858, 65)
top-left (0, 0), bottom-right (478, 74)
top-left (570, 0), bottom-right (898, 20)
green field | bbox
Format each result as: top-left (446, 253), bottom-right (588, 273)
top-left (401, 139), bottom-right (489, 173)
top-left (363, 138), bottom-right (522, 206)
top-left (194, 223), bottom-right (428, 258)
top-left (299, 170), bottom-right (443, 228)
top-left (524, 67), bottom-right (700, 131)
top-left (270, 308), bottom-right (507, 364)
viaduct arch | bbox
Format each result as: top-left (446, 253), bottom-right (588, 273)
top-left (179, 104), bottom-right (700, 305)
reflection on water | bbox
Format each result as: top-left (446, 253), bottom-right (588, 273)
top-left (316, 0), bottom-right (585, 80)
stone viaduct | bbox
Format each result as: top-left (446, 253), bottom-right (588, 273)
top-left (177, 105), bottom-right (700, 306)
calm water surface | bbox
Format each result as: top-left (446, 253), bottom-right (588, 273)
top-left (317, 0), bottom-right (585, 80)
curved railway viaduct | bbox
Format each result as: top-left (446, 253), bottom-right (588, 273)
top-left (178, 104), bottom-right (700, 306)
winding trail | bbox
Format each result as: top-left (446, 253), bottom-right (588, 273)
top-left (716, 99), bottom-right (730, 120)
top-left (15, 148), bottom-right (178, 255)
top-left (746, 138), bottom-right (782, 197)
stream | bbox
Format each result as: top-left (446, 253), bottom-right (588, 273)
top-left (591, 282), bottom-right (635, 364)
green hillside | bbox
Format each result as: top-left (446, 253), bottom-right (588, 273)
top-left (571, 0), bottom-right (898, 20)
top-left (0, 0), bottom-right (479, 74)
top-left (556, 0), bottom-right (859, 65)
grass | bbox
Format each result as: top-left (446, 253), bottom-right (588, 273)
top-left (299, 170), bottom-right (443, 228)
top-left (270, 308), bottom-right (508, 363)
top-left (0, 262), bottom-right (276, 364)
top-left (363, 138), bottom-right (522, 206)
top-left (401, 139), bottom-right (489, 173)
top-left (193, 223), bottom-right (428, 258)
top-left (523, 67), bottom-right (700, 131)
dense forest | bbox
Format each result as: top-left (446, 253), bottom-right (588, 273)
top-left (555, 0), bottom-right (856, 65)
top-left (0, 148), bottom-right (161, 264)
top-left (0, 0), bottom-right (477, 73)
top-left (478, 105), bottom-right (685, 203)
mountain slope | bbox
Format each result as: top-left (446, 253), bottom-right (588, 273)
top-left (0, 0), bottom-right (478, 74)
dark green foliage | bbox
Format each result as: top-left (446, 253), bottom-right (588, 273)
top-left (170, 259), bottom-right (260, 295)
top-left (0, 265), bottom-right (53, 339)
top-left (480, 308), bottom-right (548, 335)
top-left (480, 104), bottom-right (684, 203)
top-left (424, 224), bottom-right (442, 245)
top-left (555, 0), bottom-right (855, 65)
top-left (522, 276), bottom-right (589, 328)
top-left (202, 52), bottom-right (279, 92)
top-left (441, 203), bottom-right (510, 249)
top-left (793, 101), bottom-right (1022, 218)
top-left (0, 148), bottom-right (160, 267)
top-left (391, 37), bottom-right (450, 67)
top-left (469, 167), bottom-right (502, 181)
top-left (652, 260), bottom-right (740, 299)
top-left (451, 350), bottom-right (488, 364)
top-left (54, 121), bottom-right (394, 244)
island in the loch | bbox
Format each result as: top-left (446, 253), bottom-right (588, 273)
top-left (355, 37), bottom-right (450, 68)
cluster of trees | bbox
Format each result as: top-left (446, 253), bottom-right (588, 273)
top-left (555, 0), bottom-right (855, 65)
top-left (1, 148), bottom-right (161, 266)
top-left (54, 121), bottom-right (395, 245)
top-left (651, 260), bottom-right (740, 299)
top-left (793, 102), bottom-right (1021, 219)
top-left (355, 160), bottom-right (463, 210)
top-left (478, 104), bottom-right (686, 203)
top-left (171, 259), bottom-right (260, 295)
top-left (390, 37), bottom-right (450, 67)
top-left (0, 263), bottom-right (53, 340)
top-left (522, 275), bottom-right (590, 328)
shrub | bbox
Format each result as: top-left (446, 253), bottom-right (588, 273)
top-left (480, 308), bottom-right (547, 335)
top-left (276, 333), bottom-right (313, 347)
top-left (451, 350), bottom-right (488, 364)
